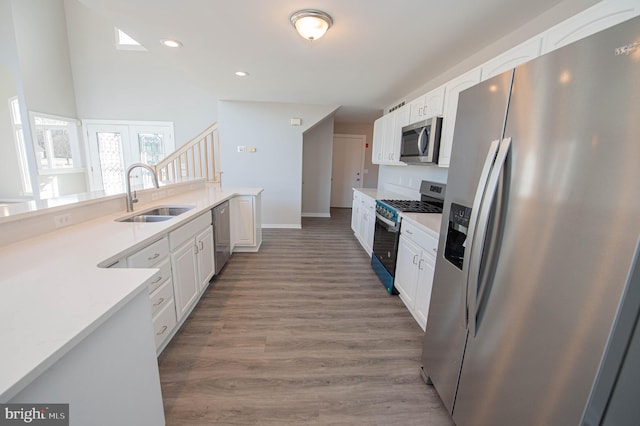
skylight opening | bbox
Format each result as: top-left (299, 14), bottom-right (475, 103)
top-left (115, 28), bottom-right (147, 51)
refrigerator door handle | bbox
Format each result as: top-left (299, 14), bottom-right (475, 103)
top-left (467, 137), bottom-right (512, 336)
top-left (462, 139), bottom-right (501, 327)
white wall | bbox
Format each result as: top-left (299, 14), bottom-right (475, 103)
top-left (333, 121), bottom-right (378, 188)
top-left (302, 115), bottom-right (334, 217)
top-left (64, 0), bottom-right (217, 145)
top-left (219, 101), bottom-right (339, 228)
top-left (12, 0), bottom-right (77, 118)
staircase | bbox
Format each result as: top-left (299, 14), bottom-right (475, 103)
top-left (154, 122), bottom-right (222, 183)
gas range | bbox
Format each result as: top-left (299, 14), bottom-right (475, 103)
top-left (376, 182), bottom-right (445, 223)
top-left (371, 180), bottom-right (446, 295)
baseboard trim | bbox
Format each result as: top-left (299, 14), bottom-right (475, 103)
top-left (301, 213), bottom-right (331, 218)
top-left (262, 224), bottom-right (302, 229)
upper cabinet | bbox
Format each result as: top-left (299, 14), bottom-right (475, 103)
top-left (372, 104), bottom-right (409, 166)
top-left (409, 85), bottom-right (446, 124)
top-left (375, 0), bottom-right (639, 170)
top-left (437, 68), bottom-right (482, 168)
top-left (541, 0), bottom-right (640, 54)
top-left (481, 37), bottom-right (542, 82)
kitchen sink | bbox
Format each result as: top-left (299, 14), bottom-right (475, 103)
top-left (117, 214), bottom-right (173, 223)
top-left (116, 205), bottom-right (194, 223)
top-left (138, 206), bottom-right (193, 216)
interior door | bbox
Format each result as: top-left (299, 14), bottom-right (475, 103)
top-left (331, 135), bottom-right (364, 208)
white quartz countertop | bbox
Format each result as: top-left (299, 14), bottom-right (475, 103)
top-left (0, 185), bottom-right (262, 401)
top-left (400, 212), bottom-right (443, 238)
top-left (353, 187), bottom-right (416, 201)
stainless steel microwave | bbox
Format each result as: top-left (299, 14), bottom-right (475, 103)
top-left (400, 116), bottom-right (443, 164)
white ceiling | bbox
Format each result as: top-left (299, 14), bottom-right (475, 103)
top-left (76, 0), bottom-right (588, 123)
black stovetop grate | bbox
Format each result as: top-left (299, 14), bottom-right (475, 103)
top-left (379, 199), bottom-right (443, 214)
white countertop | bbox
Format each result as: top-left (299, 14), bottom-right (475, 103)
top-left (0, 185), bottom-right (262, 401)
top-left (353, 187), bottom-right (416, 201)
top-left (400, 212), bottom-right (443, 238)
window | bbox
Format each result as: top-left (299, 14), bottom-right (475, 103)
top-left (115, 28), bottom-right (146, 51)
top-left (8, 97), bottom-right (32, 195)
top-left (31, 113), bottom-right (82, 171)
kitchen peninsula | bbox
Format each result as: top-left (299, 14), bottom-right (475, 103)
top-left (0, 181), bottom-right (262, 425)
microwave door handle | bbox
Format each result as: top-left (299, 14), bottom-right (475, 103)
top-left (417, 127), bottom-right (428, 155)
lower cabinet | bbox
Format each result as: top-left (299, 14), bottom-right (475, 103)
top-left (169, 212), bottom-right (215, 321)
top-left (231, 193), bottom-right (262, 252)
top-left (394, 219), bottom-right (438, 331)
top-left (351, 190), bottom-right (375, 255)
top-left (126, 236), bottom-right (177, 352)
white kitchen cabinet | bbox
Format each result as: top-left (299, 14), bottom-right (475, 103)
top-left (437, 67), bottom-right (482, 168)
top-left (394, 219), bottom-right (438, 331)
top-left (126, 236), bottom-right (177, 353)
top-left (351, 190), bottom-right (361, 233)
top-left (541, 0), bottom-right (639, 55)
top-left (481, 37), bottom-right (542, 82)
top-left (372, 105), bottom-right (408, 166)
top-left (372, 117), bottom-right (384, 164)
top-left (196, 226), bottom-right (215, 291)
top-left (169, 212), bottom-right (214, 321)
top-left (409, 85), bottom-right (446, 124)
top-left (231, 193), bottom-right (262, 252)
top-left (351, 190), bottom-right (376, 255)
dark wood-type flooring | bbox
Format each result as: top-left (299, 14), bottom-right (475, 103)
top-left (158, 208), bottom-right (453, 425)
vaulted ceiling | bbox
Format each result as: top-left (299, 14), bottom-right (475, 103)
top-left (75, 0), bottom-right (596, 122)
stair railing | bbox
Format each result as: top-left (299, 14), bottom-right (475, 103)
top-left (154, 122), bottom-right (221, 183)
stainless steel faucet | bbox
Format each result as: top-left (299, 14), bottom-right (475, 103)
top-left (125, 163), bottom-right (159, 212)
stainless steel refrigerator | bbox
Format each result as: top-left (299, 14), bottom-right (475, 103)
top-left (421, 15), bottom-right (640, 425)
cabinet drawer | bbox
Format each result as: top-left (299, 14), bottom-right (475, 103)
top-left (401, 220), bottom-right (438, 255)
top-left (152, 300), bottom-right (177, 349)
top-left (146, 258), bottom-right (171, 294)
top-left (169, 212), bottom-right (211, 250)
top-left (361, 194), bottom-right (376, 211)
top-left (149, 278), bottom-right (173, 316)
top-left (127, 237), bottom-right (169, 268)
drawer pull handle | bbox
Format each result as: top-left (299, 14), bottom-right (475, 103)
top-left (406, 230), bottom-right (413, 235)
top-left (156, 325), bottom-right (168, 336)
top-left (152, 276), bottom-right (162, 284)
top-left (153, 297), bottom-right (165, 307)
top-left (148, 253), bottom-right (160, 261)
top-left (418, 259), bottom-right (425, 270)
top-left (412, 255), bottom-right (419, 265)
top-left (433, 248), bottom-right (437, 252)
top-left (199, 241), bottom-right (204, 251)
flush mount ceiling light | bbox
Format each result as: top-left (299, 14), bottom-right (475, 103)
top-left (161, 39), bottom-right (183, 48)
top-left (235, 71), bottom-right (249, 77)
top-left (290, 9), bottom-right (333, 41)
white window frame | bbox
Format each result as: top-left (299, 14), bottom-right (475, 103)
top-left (8, 96), bottom-right (32, 195)
top-left (115, 27), bottom-right (147, 51)
top-left (29, 111), bottom-right (84, 174)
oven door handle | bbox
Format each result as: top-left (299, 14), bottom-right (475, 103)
top-left (376, 213), bottom-right (398, 229)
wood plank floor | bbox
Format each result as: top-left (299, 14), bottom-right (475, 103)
top-left (158, 208), bottom-right (454, 425)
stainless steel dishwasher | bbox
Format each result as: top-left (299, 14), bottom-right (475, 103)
top-left (212, 201), bottom-right (231, 274)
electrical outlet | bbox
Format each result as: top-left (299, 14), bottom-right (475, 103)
top-left (247, 147), bottom-right (257, 153)
top-left (54, 213), bottom-right (72, 229)
top-left (237, 146), bottom-right (246, 153)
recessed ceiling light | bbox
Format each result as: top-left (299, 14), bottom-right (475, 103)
top-left (235, 71), bottom-right (249, 77)
top-left (161, 39), bottom-right (183, 48)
